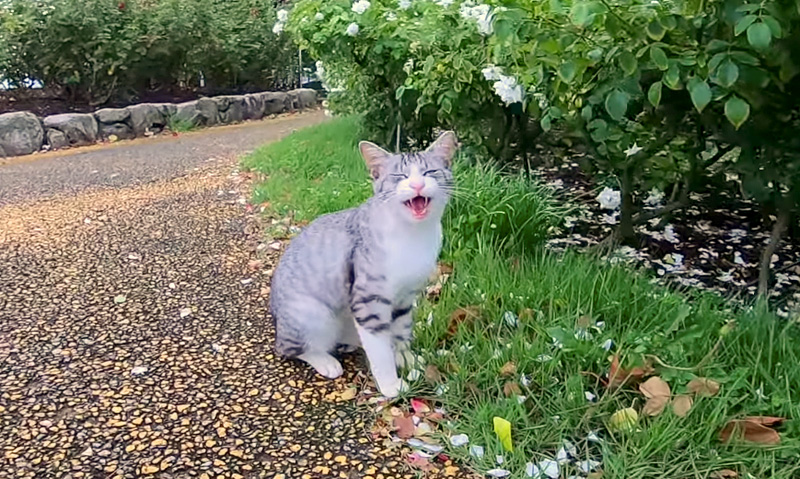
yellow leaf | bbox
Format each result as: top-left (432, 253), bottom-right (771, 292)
top-left (609, 408), bottom-right (638, 432)
top-left (444, 466), bottom-right (460, 476)
top-left (493, 416), bottom-right (513, 452)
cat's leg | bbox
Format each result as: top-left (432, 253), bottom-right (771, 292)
top-left (336, 317), bottom-right (361, 354)
top-left (390, 303), bottom-right (420, 370)
top-left (351, 294), bottom-right (402, 398)
top-left (274, 299), bottom-right (343, 379)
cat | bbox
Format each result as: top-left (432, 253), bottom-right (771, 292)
top-left (269, 131), bottom-right (457, 398)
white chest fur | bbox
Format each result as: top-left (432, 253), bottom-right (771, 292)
top-left (383, 222), bottom-right (442, 299)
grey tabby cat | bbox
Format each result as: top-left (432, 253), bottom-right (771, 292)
top-left (270, 131), bottom-right (457, 398)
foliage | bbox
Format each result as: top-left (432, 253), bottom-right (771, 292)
top-left (0, 0), bottom-right (298, 103)
top-left (284, 0), bottom-right (800, 294)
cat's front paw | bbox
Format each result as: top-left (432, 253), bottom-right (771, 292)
top-left (395, 348), bottom-right (423, 370)
top-left (377, 377), bottom-right (404, 398)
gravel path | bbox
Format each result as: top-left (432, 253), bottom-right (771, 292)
top-left (0, 113), bottom-right (444, 479)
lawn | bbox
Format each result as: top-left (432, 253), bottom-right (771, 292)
top-left (243, 117), bottom-right (800, 479)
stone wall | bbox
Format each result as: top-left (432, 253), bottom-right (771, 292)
top-left (0, 88), bottom-right (318, 158)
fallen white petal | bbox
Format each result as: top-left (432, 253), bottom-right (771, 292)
top-left (525, 462), bottom-right (539, 477)
top-left (131, 366), bottom-right (148, 375)
top-left (587, 431), bottom-right (602, 443)
top-left (556, 447), bottom-right (568, 463)
top-left (496, 455), bottom-right (504, 465)
top-left (450, 434), bottom-right (469, 447)
top-left (470, 445), bottom-right (485, 458)
top-left (517, 395), bottom-right (527, 404)
top-left (539, 459), bottom-right (559, 479)
top-left (406, 369), bottom-right (422, 381)
top-left (579, 459), bottom-right (602, 473)
top-left (179, 307), bottom-right (193, 318)
top-left (487, 469), bottom-right (511, 478)
top-left (585, 391), bottom-right (597, 402)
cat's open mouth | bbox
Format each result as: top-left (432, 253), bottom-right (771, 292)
top-left (405, 195), bottom-right (431, 219)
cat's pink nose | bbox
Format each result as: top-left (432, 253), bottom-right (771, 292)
top-left (409, 180), bottom-right (424, 193)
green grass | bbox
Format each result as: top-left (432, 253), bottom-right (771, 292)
top-left (244, 117), bottom-right (800, 479)
top-left (166, 114), bottom-right (199, 133)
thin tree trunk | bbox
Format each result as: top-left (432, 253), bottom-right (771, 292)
top-left (618, 167), bottom-right (636, 240)
top-left (758, 206), bottom-right (791, 297)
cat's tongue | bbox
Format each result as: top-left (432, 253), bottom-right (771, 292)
top-left (406, 196), bottom-right (429, 219)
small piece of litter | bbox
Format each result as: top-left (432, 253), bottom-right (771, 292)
top-left (496, 455), bottom-right (504, 465)
top-left (526, 462), bottom-right (539, 478)
top-left (211, 344), bottom-right (225, 353)
top-left (601, 339), bottom-right (614, 351)
top-left (539, 459), bottom-right (559, 479)
top-left (268, 241), bottom-right (282, 251)
top-left (521, 373), bottom-right (531, 387)
top-left (487, 469), bottom-right (511, 478)
top-left (470, 445), bottom-right (484, 458)
top-left (450, 434), bottom-right (469, 447)
top-left (113, 295), bottom-right (127, 304)
top-left (585, 391), bottom-right (597, 402)
top-left (435, 384), bottom-right (449, 396)
top-left (406, 369), bottom-right (422, 381)
top-left (179, 308), bottom-right (192, 318)
top-left (127, 253), bottom-right (141, 260)
top-left (587, 431), bottom-right (602, 443)
top-left (502, 311), bottom-right (518, 327)
top-left (579, 459), bottom-right (602, 473)
top-left (406, 438), bottom-right (443, 453)
top-left (556, 447), bottom-right (569, 463)
top-left (131, 366), bottom-right (148, 375)
top-left (535, 354), bottom-right (553, 362)
top-left (517, 395), bottom-right (527, 404)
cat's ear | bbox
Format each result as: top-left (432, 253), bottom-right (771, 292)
top-left (359, 141), bottom-right (391, 180)
top-left (425, 131), bottom-right (458, 167)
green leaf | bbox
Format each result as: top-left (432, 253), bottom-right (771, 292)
top-left (605, 89), bottom-right (629, 121)
top-left (664, 63), bottom-right (681, 89)
top-left (706, 40), bottom-right (730, 52)
top-left (724, 95), bottom-right (750, 129)
top-left (570, 2), bottom-right (596, 26)
top-left (581, 105), bottom-right (593, 121)
top-left (687, 77), bottom-right (712, 113)
top-left (734, 15), bottom-right (757, 36)
top-left (762, 16), bottom-right (782, 38)
top-left (558, 61), bottom-right (577, 83)
top-left (730, 51), bottom-right (760, 66)
top-left (651, 46), bottom-right (668, 70)
top-left (648, 81), bottom-right (663, 108)
top-left (646, 20), bottom-right (665, 41)
top-left (618, 51), bottom-right (637, 75)
top-left (396, 86), bottom-right (406, 101)
top-left (714, 60), bottom-right (739, 88)
top-left (541, 114), bottom-right (552, 132)
top-left (747, 22), bottom-right (772, 49)
top-left (550, 0), bottom-right (565, 14)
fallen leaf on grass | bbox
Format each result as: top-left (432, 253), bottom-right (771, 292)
top-left (687, 378), bottom-right (720, 397)
top-left (519, 308), bottom-right (535, 322)
top-left (493, 417), bottom-right (513, 452)
top-left (410, 398), bottom-right (430, 414)
top-left (447, 306), bottom-right (481, 338)
top-left (424, 364), bottom-right (443, 383)
top-left (719, 418), bottom-right (782, 445)
top-left (503, 382), bottom-right (522, 397)
top-left (744, 416), bottom-right (785, 426)
top-left (609, 408), bottom-right (638, 432)
top-left (406, 451), bottom-right (434, 471)
top-left (499, 361), bottom-right (517, 377)
top-left (672, 394), bottom-right (693, 417)
top-left (607, 355), bottom-right (653, 389)
top-left (709, 470), bottom-right (738, 479)
top-left (639, 376), bottom-right (671, 416)
top-left (443, 465), bottom-right (460, 476)
top-left (394, 415), bottom-right (416, 439)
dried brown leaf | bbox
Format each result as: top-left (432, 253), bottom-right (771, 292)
top-left (447, 306), bottom-right (481, 338)
top-left (607, 355), bottom-right (653, 389)
top-left (503, 382), bottom-right (522, 397)
top-left (672, 394), bottom-right (693, 417)
top-left (687, 378), bottom-right (720, 397)
top-left (743, 416), bottom-right (786, 427)
top-left (499, 361), bottom-right (517, 377)
top-left (518, 308), bottom-right (535, 322)
top-left (394, 415), bottom-right (416, 439)
top-left (719, 419), bottom-right (781, 445)
top-left (709, 470), bottom-right (738, 479)
top-left (424, 364), bottom-right (443, 384)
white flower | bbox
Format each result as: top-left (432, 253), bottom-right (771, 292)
top-left (624, 142), bottom-right (643, 157)
top-left (644, 188), bottom-right (664, 206)
top-left (493, 74), bottom-right (523, 105)
top-left (352, 0), bottom-right (370, 14)
top-left (436, 0), bottom-right (454, 6)
top-left (475, 7), bottom-right (494, 35)
top-left (277, 9), bottom-right (289, 22)
top-left (663, 224), bottom-right (679, 243)
top-left (272, 21), bottom-right (284, 34)
top-left (385, 11), bottom-right (397, 20)
top-left (398, 0), bottom-right (412, 9)
top-left (345, 22), bottom-right (360, 36)
top-left (482, 64), bottom-right (503, 81)
top-left (403, 58), bottom-right (415, 74)
top-left (315, 12), bottom-right (325, 21)
top-left (734, 251), bottom-right (746, 265)
top-left (460, 3), bottom-right (494, 35)
top-left (596, 187), bottom-right (621, 210)
top-left (601, 338), bottom-right (614, 351)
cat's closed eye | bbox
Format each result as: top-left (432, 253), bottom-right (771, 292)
top-left (389, 173), bottom-right (407, 179)
top-left (423, 169), bottom-right (441, 176)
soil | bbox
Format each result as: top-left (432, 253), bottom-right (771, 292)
top-left (535, 156), bottom-right (800, 317)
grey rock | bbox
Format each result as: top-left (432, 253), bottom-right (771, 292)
top-left (175, 100), bottom-right (218, 127)
top-left (196, 98), bottom-right (219, 125)
top-left (99, 122), bottom-right (135, 140)
top-left (43, 113), bottom-right (98, 146)
top-left (261, 92), bottom-right (288, 115)
top-left (213, 95), bottom-right (246, 124)
top-left (0, 111), bottom-right (44, 157)
top-left (127, 103), bottom-right (167, 136)
top-left (94, 108), bottom-right (130, 124)
top-left (243, 94), bottom-right (266, 120)
top-left (289, 88), bottom-right (318, 109)
top-left (46, 129), bottom-right (69, 149)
